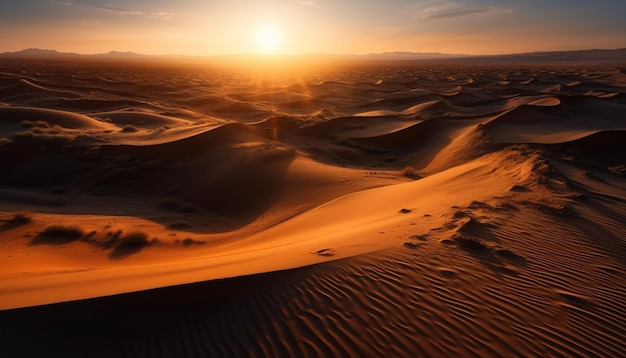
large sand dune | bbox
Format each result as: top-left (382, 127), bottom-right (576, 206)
top-left (0, 58), bottom-right (625, 357)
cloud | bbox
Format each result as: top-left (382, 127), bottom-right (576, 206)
top-left (420, 2), bottom-right (500, 20)
top-left (95, 4), bottom-right (142, 16)
top-left (95, 4), bottom-right (174, 18)
top-left (51, 0), bottom-right (173, 19)
top-left (299, 1), bottom-right (318, 6)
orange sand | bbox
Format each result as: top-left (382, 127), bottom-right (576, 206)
top-left (0, 58), bottom-right (625, 357)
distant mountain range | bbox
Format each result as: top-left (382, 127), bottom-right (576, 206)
top-left (450, 48), bottom-right (626, 64)
top-left (365, 51), bottom-right (469, 60)
top-left (363, 48), bottom-right (626, 63)
top-left (0, 48), bottom-right (149, 60)
top-left (1, 47), bottom-right (624, 64)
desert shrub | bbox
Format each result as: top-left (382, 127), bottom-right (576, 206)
top-left (108, 231), bottom-right (155, 259)
top-left (402, 166), bottom-right (421, 179)
top-left (182, 238), bottom-right (205, 247)
top-left (33, 225), bottom-right (85, 245)
top-left (10, 212), bottom-right (32, 224)
top-left (40, 225), bottom-right (84, 238)
top-left (101, 229), bottom-right (123, 249)
top-left (118, 231), bottom-right (149, 247)
top-left (81, 230), bottom-right (98, 243)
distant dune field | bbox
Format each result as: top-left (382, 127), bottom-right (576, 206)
top-left (0, 58), bottom-right (625, 357)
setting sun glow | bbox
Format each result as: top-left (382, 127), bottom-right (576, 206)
top-left (253, 24), bottom-right (283, 54)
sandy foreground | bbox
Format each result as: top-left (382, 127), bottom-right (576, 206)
top-left (0, 59), bottom-right (625, 357)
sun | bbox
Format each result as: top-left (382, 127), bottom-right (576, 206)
top-left (253, 24), bottom-right (283, 54)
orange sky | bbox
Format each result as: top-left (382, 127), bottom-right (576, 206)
top-left (1, 1), bottom-right (625, 56)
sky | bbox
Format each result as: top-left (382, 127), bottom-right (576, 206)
top-left (1, 0), bottom-right (625, 56)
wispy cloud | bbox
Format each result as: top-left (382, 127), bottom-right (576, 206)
top-left (95, 4), bottom-right (142, 16)
top-left (419, 2), bottom-right (502, 20)
top-left (51, 0), bottom-right (74, 5)
top-left (95, 4), bottom-right (174, 18)
top-left (51, 0), bottom-right (173, 19)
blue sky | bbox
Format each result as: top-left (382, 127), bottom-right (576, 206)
top-left (1, 0), bottom-right (625, 55)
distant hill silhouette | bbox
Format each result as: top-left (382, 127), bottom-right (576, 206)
top-left (365, 51), bottom-right (468, 61)
top-left (450, 48), bottom-right (626, 64)
top-left (0, 48), bottom-right (147, 60)
top-left (1, 47), bottom-right (624, 64)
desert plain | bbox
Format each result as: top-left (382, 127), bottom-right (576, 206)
top-left (0, 55), bottom-right (625, 357)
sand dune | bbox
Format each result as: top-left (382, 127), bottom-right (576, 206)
top-left (0, 106), bottom-right (114, 130)
top-left (0, 59), bottom-right (625, 357)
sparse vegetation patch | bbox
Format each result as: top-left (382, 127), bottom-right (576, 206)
top-left (31, 225), bottom-right (85, 245)
top-left (118, 231), bottom-right (150, 247)
top-left (40, 225), bottom-right (84, 239)
top-left (10, 212), bottom-right (32, 224)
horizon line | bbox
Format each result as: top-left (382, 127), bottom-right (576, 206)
top-left (2, 46), bottom-right (626, 59)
